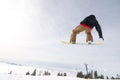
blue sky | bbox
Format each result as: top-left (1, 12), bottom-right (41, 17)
top-left (0, 0), bottom-right (120, 76)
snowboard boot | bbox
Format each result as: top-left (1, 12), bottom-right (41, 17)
top-left (70, 40), bottom-right (76, 44)
top-left (87, 41), bottom-right (92, 44)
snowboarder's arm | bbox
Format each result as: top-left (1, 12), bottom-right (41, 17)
top-left (95, 21), bottom-right (104, 40)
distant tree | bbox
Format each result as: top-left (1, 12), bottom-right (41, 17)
top-left (91, 70), bottom-right (93, 79)
top-left (111, 76), bottom-right (115, 79)
top-left (84, 73), bottom-right (88, 79)
top-left (48, 72), bottom-right (51, 75)
top-left (64, 73), bottom-right (67, 76)
top-left (100, 74), bottom-right (104, 79)
top-left (61, 73), bottom-right (63, 76)
top-left (57, 72), bottom-right (65, 76)
top-left (87, 71), bottom-right (93, 79)
top-left (77, 71), bottom-right (84, 78)
top-left (106, 76), bottom-right (109, 79)
top-left (8, 70), bottom-right (12, 74)
top-left (86, 70), bottom-right (93, 79)
top-left (116, 74), bottom-right (120, 79)
top-left (94, 70), bottom-right (98, 79)
top-left (85, 72), bottom-right (92, 79)
top-left (57, 72), bottom-right (60, 76)
top-left (26, 71), bottom-right (30, 75)
top-left (44, 71), bottom-right (51, 76)
top-left (31, 69), bottom-right (36, 76)
top-left (44, 71), bottom-right (47, 75)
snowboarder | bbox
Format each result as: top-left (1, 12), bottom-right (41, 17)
top-left (70, 15), bottom-right (104, 44)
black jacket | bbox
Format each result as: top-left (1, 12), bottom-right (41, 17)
top-left (80, 15), bottom-right (103, 38)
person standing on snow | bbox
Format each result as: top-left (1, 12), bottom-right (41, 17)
top-left (70, 15), bottom-right (104, 44)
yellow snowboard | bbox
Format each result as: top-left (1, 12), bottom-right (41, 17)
top-left (61, 41), bottom-right (102, 45)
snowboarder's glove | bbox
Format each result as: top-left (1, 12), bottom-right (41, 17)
top-left (100, 37), bottom-right (104, 41)
top-left (102, 37), bottom-right (104, 40)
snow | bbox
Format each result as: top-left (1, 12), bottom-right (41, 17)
top-left (0, 62), bottom-right (105, 80)
top-left (0, 62), bottom-right (35, 75)
top-left (0, 75), bottom-right (87, 80)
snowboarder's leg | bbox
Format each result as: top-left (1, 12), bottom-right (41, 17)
top-left (85, 29), bottom-right (93, 42)
top-left (70, 25), bottom-right (85, 44)
top-left (70, 30), bottom-right (77, 44)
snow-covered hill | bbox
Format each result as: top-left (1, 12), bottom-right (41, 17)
top-left (0, 61), bottom-right (75, 76)
top-left (0, 74), bottom-right (87, 80)
top-left (0, 62), bottom-right (106, 80)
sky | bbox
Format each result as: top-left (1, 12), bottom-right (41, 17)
top-left (0, 0), bottom-right (120, 76)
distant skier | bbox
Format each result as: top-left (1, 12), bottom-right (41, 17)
top-left (70, 15), bottom-right (104, 44)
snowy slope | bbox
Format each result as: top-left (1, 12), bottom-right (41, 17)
top-left (0, 75), bottom-right (87, 80)
top-left (0, 62), bottom-right (105, 80)
top-left (0, 62), bottom-right (36, 75)
top-left (0, 61), bottom-right (76, 76)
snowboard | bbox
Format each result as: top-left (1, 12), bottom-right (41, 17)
top-left (61, 41), bottom-right (102, 45)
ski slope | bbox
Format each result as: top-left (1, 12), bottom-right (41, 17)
top-left (0, 75), bottom-right (87, 80)
top-left (0, 62), bottom-right (105, 80)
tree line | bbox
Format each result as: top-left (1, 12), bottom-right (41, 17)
top-left (8, 68), bottom-right (120, 79)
